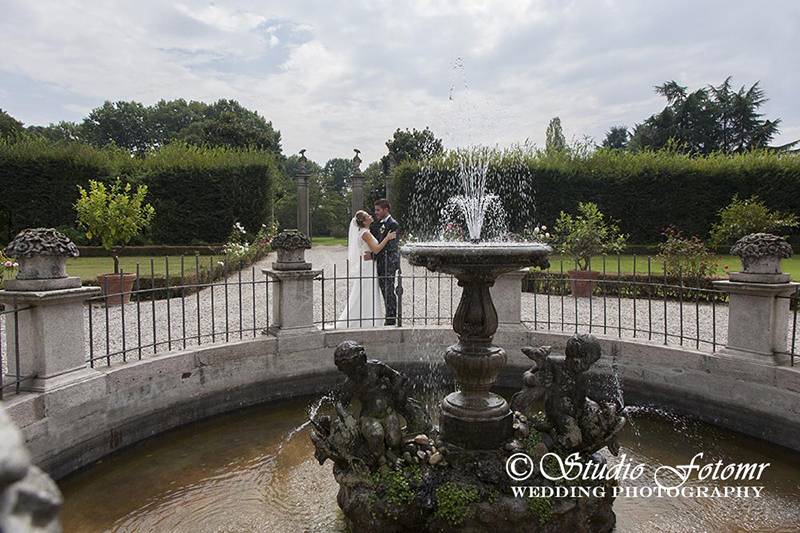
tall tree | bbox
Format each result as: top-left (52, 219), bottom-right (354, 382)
top-left (0, 108), bottom-right (24, 141)
top-left (178, 99), bottom-right (282, 155)
top-left (26, 121), bottom-right (83, 142)
top-left (545, 117), bottom-right (566, 154)
top-left (628, 77), bottom-right (783, 154)
top-left (601, 126), bottom-right (629, 150)
top-left (81, 101), bottom-right (151, 154)
top-left (322, 157), bottom-right (354, 192)
top-left (381, 127), bottom-right (444, 173)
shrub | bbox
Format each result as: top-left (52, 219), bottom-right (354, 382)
top-left (553, 202), bottom-right (627, 270)
top-left (0, 249), bottom-right (18, 287)
top-left (75, 179), bottom-right (155, 272)
top-left (434, 482), bottom-right (480, 526)
top-left (709, 194), bottom-right (799, 248)
top-left (656, 227), bottom-right (717, 279)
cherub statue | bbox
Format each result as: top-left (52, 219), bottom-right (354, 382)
top-left (514, 334), bottom-right (625, 456)
top-left (311, 341), bottom-right (432, 466)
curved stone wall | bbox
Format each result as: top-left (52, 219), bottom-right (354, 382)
top-left (3, 325), bottom-right (799, 479)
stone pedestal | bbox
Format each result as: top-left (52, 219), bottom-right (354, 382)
top-left (263, 269), bottom-right (321, 337)
top-left (713, 280), bottom-right (799, 364)
top-left (0, 286), bottom-right (101, 391)
top-left (491, 269), bottom-right (527, 330)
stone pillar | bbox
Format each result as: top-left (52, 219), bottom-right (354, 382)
top-left (264, 230), bottom-right (320, 337)
top-left (491, 269), bottom-right (527, 330)
top-left (713, 233), bottom-right (798, 364)
top-left (295, 149), bottom-right (311, 237)
top-left (350, 148), bottom-right (364, 214)
top-left (384, 173), bottom-right (395, 210)
top-left (0, 228), bottom-right (101, 392)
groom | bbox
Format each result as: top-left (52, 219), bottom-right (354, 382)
top-left (368, 199), bottom-right (400, 325)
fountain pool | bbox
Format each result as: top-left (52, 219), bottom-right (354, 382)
top-left (59, 394), bottom-right (800, 533)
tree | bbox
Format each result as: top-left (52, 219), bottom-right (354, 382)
top-left (381, 127), bottom-right (444, 173)
top-left (0, 108), bottom-right (24, 141)
top-left (601, 126), bottom-right (629, 150)
top-left (147, 98), bottom-right (207, 147)
top-left (177, 99), bottom-right (282, 155)
top-left (80, 101), bottom-right (151, 154)
top-left (628, 78), bottom-right (784, 154)
top-left (545, 117), bottom-right (566, 154)
top-left (26, 121), bottom-right (83, 142)
top-left (322, 157), bottom-right (354, 192)
top-left (75, 179), bottom-right (155, 273)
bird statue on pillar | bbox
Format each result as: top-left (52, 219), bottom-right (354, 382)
top-left (352, 148), bottom-right (362, 172)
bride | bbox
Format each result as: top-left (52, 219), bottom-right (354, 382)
top-left (336, 210), bottom-right (397, 328)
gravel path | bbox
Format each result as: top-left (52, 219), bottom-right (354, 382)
top-left (2, 246), bottom-right (798, 370)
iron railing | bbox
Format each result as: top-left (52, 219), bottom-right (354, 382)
top-left (0, 303), bottom-right (36, 399)
top-left (315, 257), bottom-right (462, 330)
top-left (523, 257), bottom-right (799, 365)
top-left (85, 257), bottom-right (276, 368)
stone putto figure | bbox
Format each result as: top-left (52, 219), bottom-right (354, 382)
top-left (513, 334), bottom-right (626, 456)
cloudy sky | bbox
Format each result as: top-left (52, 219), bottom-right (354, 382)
top-left (2, 0), bottom-right (798, 163)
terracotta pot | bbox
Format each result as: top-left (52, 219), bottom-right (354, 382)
top-left (568, 270), bottom-right (600, 298)
top-left (98, 273), bottom-right (137, 305)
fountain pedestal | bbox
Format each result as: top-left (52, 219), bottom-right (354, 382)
top-left (402, 242), bottom-right (550, 449)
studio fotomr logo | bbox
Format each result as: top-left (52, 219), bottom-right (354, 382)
top-left (505, 451), bottom-right (770, 499)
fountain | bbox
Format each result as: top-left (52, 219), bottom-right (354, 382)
top-left (309, 147), bottom-right (625, 531)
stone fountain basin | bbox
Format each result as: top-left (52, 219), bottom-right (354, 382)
top-left (400, 241), bottom-right (551, 278)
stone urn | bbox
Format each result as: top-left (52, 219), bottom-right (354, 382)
top-left (729, 233), bottom-right (793, 283)
top-left (271, 229), bottom-right (312, 271)
top-left (2, 228), bottom-right (81, 291)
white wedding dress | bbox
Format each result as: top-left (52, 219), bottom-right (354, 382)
top-left (336, 221), bottom-right (385, 328)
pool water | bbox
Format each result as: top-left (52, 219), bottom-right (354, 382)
top-left (59, 397), bottom-right (800, 532)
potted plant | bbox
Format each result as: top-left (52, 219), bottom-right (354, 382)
top-left (553, 202), bottom-right (627, 297)
top-left (75, 179), bottom-right (155, 304)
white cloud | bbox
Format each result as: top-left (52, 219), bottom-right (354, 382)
top-left (1, 0), bottom-right (798, 163)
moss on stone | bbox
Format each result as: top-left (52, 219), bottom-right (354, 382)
top-left (528, 496), bottom-right (553, 525)
top-left (434, 481), bottom-right (480, 526)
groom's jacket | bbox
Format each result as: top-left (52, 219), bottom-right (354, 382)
top-left (370, 215), bottom-right (400, 270)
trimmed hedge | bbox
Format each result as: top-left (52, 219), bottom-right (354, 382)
top-left (0, 139), bottom-right (276, 245)
top-left (140, 144), bottom-right (277, 244)
top-left (391, 149), bottom-right (800, 243)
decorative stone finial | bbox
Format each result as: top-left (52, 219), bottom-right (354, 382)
top-left (271, 229), bottom-right (312, 271)
top-left (729, 233), bottom-right (793, 283)
top-left (3, 228), bottom-right (81, 290)
top-left (5, 228), bottom-right (79, 259)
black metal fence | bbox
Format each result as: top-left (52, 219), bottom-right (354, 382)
top-left (84, 258), bottom-right (275, 368)
top-left (0, 303), bottom-right (35, 399)
top-left (314, 258), bottom-right (462, 330)
top-left (522, 257), bottom-right (799, 366)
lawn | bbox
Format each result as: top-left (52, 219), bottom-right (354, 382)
top-left (311, 236), bottom-right (347, 247)
top-left (66, 256), bottom-right (224, 282)
top-left (544, 255), bottom-right (799, 280)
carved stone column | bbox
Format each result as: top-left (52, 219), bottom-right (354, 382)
top-left (713, 233), bottom-right (798, 364)
top-left (350, 148), bottom-right (364, 214)
top-left (0, 228), bottom-right (101, 392)
top-left (264, 230), bottom-right (320, 337)
top-left (295, 149), bottom-right (311, 237)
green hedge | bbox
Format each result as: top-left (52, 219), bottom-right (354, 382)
top-left (140, 144), bottom-right (276, 244)
top-left (0, 139), bottom-right (276, 245)
top-left (391, 149), bottom-right (800, 243)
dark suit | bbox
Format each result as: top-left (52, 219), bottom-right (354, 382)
top-left (370, 215), bottom-right (400, 325)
